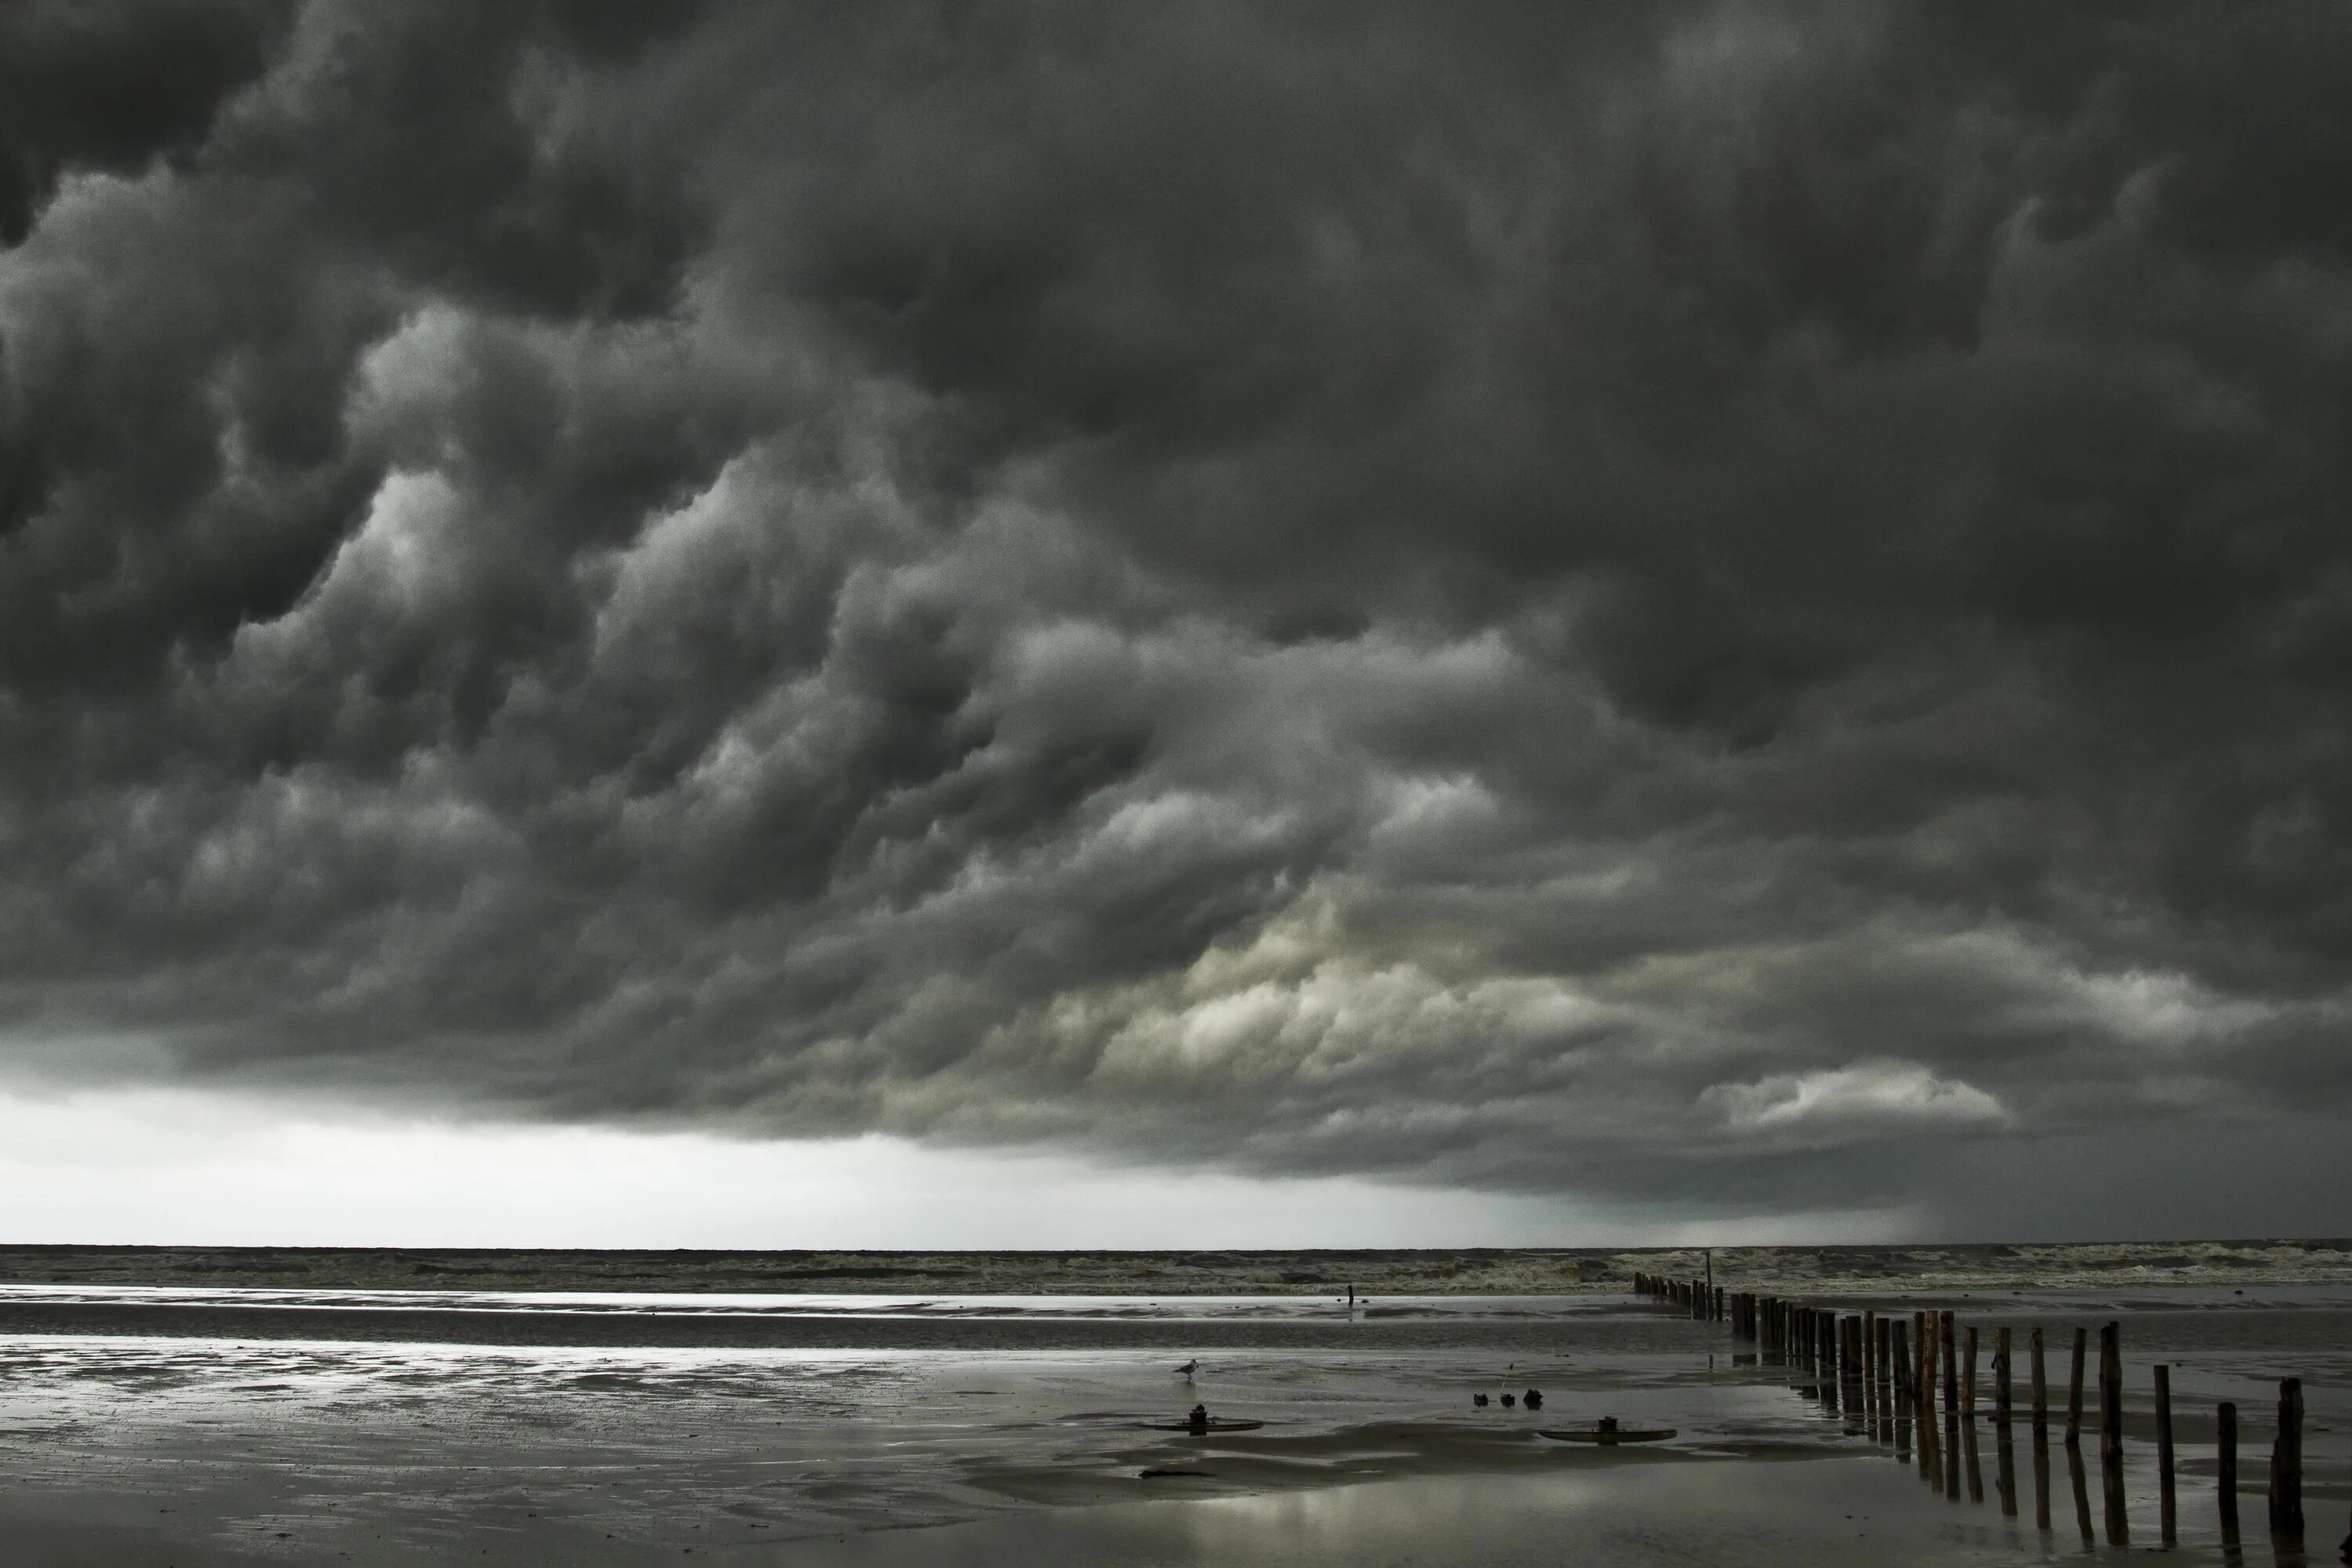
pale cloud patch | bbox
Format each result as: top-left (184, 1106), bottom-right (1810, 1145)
top-left (1700, 1061), bottom-right (2012, 1146)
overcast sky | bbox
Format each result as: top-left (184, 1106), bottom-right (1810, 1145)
top-left (2, 0), bottom-right (2348, 1246)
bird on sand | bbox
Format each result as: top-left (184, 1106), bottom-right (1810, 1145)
top-left (1523, 1388), bottom-right (1544, 1410)
top-left (1472, 1393), bottom-right (1489, 1407)
top-left (1501, 1392), bottom-right (1516, 1408)
top-left (1176, 1359), bottom-right (1199, 1378)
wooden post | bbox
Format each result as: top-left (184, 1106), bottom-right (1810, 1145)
top-left (2098, 1321), bottom-right (2126, 1544)
top-left (2064, 1325), bottom-right (2086, 1447)
top-left (1919, 1368), bottom-right (1937, 1481)
top-left (2029, 1326), bottom-right (2047, 1435)
top-left (1940, 1311), bottom-right (1958, 1418)
top-left (2067, 1436), bottom-right (2095, 1544)
top-left (2217, 1399), bottom-right (2239, 1544)
top-left (1891, 1319), bottom-right (1910, 1408)
top-left (2154, 1363), bottom-right (2176, 1547)
top-left (1962, 1324), bottom-right (1979, 1420)
top-left (1860, 1310), bottom-right (1875, 1414)
top-left (2270, 1376), bottom-right (2303, 1551)
top-left (1992, 1326), bottom-right (2012, 1425)
top-left (2097, 1322), bottom-right (2122, 1457)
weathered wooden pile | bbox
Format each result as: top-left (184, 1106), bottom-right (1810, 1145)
top-left (1632, 1271), bottom-right (2339, 1556)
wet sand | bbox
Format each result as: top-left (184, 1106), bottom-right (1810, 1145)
top-left (2, 1267), bottom-right (2346, 1564)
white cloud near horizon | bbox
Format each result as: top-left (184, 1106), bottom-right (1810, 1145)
top-left (0, 1085), bottom-right (1675, 1250)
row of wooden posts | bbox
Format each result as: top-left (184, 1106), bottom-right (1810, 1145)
top-left (1632, 1271), bottom-right (2339, 1556)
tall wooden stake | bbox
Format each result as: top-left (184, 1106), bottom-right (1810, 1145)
top-left (2029, 1326), bottom-right (2048, 1434)
top-left (2217, 1399), bottom-right (2239, 1544)
top-left (2270, 1376), bottom-right (2303, 1552)
top-left (1963, 1324), bottom-right (1979, 1420)
top-left (2067, 1430), bottom-right (2094, 1543)
top-left (2154, 1362), bottom-right (2176, 1547)
top-left (2098, 1321), bottom-right (2127, 1544)
top-left (1941, 1311), bottom-right (1959, 1418)
top-left (2064, 1325), bottom-right (2086, 1447)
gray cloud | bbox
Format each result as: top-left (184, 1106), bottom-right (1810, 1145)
top-left (3, 0), bottom-right (2349, 1219)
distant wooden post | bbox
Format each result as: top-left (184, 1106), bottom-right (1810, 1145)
top-left (1891, 1319), bottom-right (1911, 1407)
top-left (1962, 1324), bottom-right (1979, 1420)
top-left (2270, 1376), bottom-right (2303, 1551)
top-left (2029, 1327), bottom-right (2048, 1434)
top-left (1912, 1311), bottom-right (1929, 1405)
top-left (1992, 1326), bottom-right (2012, 1426)
top-left (2064, 1326), bottom-right (2087, 1446)
top-left (2217, 1400), bottom-right (2240, 1544)
top-left (2154, 1363), bottom-right (2176, 1547)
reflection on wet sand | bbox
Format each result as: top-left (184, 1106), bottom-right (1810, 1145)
top-left (2066, 1435), bottom-right (2095, 1544)
top-left (2029, 1422), bottom-right (2049, 1532)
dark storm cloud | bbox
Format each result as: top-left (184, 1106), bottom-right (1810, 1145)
top-left (3, 0), bottom-right (2349, 1212)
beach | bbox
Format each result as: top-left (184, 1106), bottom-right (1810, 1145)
top-left (1, 1245), bottom-right (2346, 1564)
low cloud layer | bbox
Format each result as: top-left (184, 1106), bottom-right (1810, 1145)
top-left (4, 0), bottom-right (2349, 1222)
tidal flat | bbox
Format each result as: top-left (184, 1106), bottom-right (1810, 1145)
top-left (0, 1244), bottom-right (2345, 1565)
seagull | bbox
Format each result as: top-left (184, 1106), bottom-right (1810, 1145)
top-left (1524, 1388), bottom-right (1544, 1410)
top-left (1176, 1359), bottom-right (1199, 1378)
top-left (1501, 1392), bottom-right (1516, 1408)
top-left (1472, 1393), bottom-right (1489, 1407)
